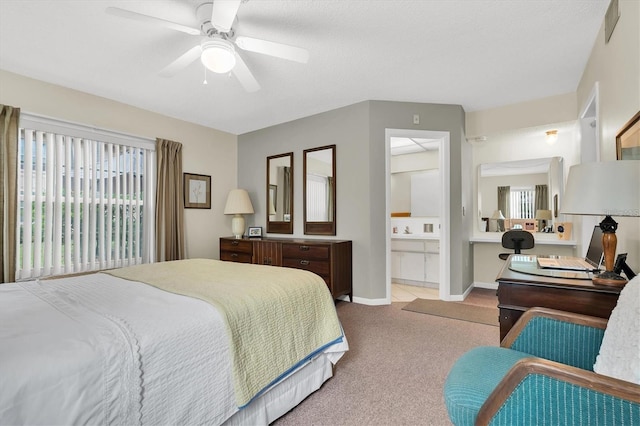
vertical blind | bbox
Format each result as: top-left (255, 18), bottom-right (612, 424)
top-left (509, 187), bottom-right (535, 219)
top-left (17, 116), bottom-right (155, 280)
top-left (306, 174), bottom-right (328, 221)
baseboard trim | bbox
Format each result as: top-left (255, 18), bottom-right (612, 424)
top-left (473, 281), bottom-right (498, 290)
top-left (351, 296), bottom-right (390, 306)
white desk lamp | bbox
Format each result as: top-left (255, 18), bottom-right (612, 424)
top-left (561, 161), bottom-right (640, 286)
top-left (224, 189), bottom-right (255, 239)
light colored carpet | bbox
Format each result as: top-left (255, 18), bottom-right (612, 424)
top-left (273, 297), bottom-right (499, 425)
top-left (402, 298), bottom-right (499, 326)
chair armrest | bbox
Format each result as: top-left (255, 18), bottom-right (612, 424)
top-left (502, 307), bottom-right (609, 347)
top-left (476, 357), bottom-right (640, 426)
top-left (501, 307), bottom-right (608, 370)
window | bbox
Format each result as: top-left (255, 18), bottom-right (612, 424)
top-left (509, 186), bottom-right (535, 219)
top-left (16, 115), bottom-right (155, 280)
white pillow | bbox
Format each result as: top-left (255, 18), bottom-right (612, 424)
top-left (593, 275), bottom-right (640, 385)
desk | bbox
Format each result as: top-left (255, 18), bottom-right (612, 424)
top-left (496, 255), bottom-right (621, 340)
top-left (471, 234), bottom-right (577, 287)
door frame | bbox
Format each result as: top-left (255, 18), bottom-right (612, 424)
top-left (385, 128), bottom-right (451, 302)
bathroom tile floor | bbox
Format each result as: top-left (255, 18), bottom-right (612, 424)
top-left (391, 283), bottom-right (498, 308)
top-left (391, 283), bottom-right (439, 302)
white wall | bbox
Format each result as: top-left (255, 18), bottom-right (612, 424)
top-left (390, 151), bottom-right (439, 214)
top-left (577, 0), bottom-right (640, 272)
top-left (0, 70), bottom-right (238, 260)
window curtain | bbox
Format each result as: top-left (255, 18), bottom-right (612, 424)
top-left (283, 166), bottom-right (291, 215)
top-left (535, 184), bottom-right (548, 210)
top-left (155, 138), bottom-right (184, 262)
top-left (535, 184), bottom-right (549, 230)
top-left (497, 185), bottom-right (510, 231)
top-left (327, 176), bottom-right (334, 221)
top-left (1, 105), bottom-right (19, 283)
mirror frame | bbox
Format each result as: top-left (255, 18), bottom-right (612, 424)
top-left (303, 144), bottom-right (336, 235)
top-left (266, 152), bottom-right (294, 234)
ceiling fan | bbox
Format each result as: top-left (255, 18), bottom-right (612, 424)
top-left (106, 0), bottom-right (309, 92)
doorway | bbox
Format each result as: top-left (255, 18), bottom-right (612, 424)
top-left (385, 128), bottom-right (451, 303)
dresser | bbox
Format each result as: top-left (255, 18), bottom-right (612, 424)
top-left (496, 255), bottom-right (621, 340)
top-left (220, 237), bottom-right (352, 301)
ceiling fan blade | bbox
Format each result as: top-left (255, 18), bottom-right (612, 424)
top-left (105, 7), bottom-right (200, 36)
top-left (232, 53), bottom-right (260, 92)
top-left (235, 36), bottom-right (309, 64)
top-left (159, 45), bottom-right (202, 77)
top-left (211, 0), bottom-right (241, 33)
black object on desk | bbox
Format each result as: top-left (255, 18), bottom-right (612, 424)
top-left (614, 253), bottom-right (637, 279)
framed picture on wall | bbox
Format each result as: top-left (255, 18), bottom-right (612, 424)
top-left (184, 173), bottom-right (211, 209)
top-left (616, 111), bottom-right (640, 160)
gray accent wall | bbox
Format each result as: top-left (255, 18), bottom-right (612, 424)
top-left (238, 100), bottom-right (472, 301)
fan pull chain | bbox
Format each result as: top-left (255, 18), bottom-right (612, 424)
top-left (203, 66), bottom-right (208, 85)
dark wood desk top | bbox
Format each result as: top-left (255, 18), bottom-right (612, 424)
top-left (497, 255), bottom-right (620, 294)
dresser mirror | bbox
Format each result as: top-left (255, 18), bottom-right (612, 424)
top-left (303, 145), bottom-right (336, 235)
top-left (477, 156), bottom-right (563, 232)
top-left (266, 152), bottom-right (293, 234)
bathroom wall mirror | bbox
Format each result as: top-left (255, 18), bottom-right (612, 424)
top-left (477, 156), bottom-right (563, 232)
top-left (266, 152), bottom-right (293, 234)
top-left (303, 145), bottom-right (336, 235)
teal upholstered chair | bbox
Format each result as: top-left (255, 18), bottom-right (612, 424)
top-left (444, 276), bottom-right (640, 426)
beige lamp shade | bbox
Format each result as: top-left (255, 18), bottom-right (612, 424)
top-left (224, 189), bottom-right (254, 239)
top-left (491, 210), bottom-right (506, 220)
top-left (535, 209), bottom-right (552, 220)
top-left (224, 189), bottom-right (254, 215)
top-left (561, 161), bottom-right (640, 217)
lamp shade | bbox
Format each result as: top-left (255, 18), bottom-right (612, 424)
top-left (535, 209), bottom-right (552, 220)
top-left (491, 210), bottom-right (506, 220)
top-left (561, 161), bottom-right (640, 217)
top-left (224, 189), bottom-right (254, 215)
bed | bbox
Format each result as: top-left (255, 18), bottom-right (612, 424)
top-left (0, 258), bottom-right (348, 425)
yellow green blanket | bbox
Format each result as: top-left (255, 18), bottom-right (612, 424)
top-left (105, 258), bottom-right (343, 407)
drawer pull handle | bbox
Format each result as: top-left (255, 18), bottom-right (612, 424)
top-left (300, 260), bottom-right (310, 266)
top-left (300, 245), bottom-right (310, 251)
top-left (231, 240), bottom-right (239, 246)
top-left (231, 253), bottom-right (238, 258)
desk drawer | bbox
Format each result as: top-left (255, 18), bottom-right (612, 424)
top-left (282, 243), bottom-right (329, 260)
top-left (498, 283), bottom-right (618, 319)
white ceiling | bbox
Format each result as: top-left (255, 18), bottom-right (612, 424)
top-left (0, 0), bottom-right (609, 135)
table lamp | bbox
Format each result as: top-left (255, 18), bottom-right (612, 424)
top-left (535, 209), bottom-right (552, 231)
top-left (224, 189), bottom-right (255, 239)
top-left (561, 161), bottom-right (640, 286)
top-left (491, 210), bottom-right (505, 232)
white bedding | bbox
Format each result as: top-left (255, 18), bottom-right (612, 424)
top-left (0, 272), bottom-right (347, 425)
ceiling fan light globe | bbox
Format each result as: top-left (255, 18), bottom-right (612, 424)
top-left (201, 40), bottom-right (236, 73)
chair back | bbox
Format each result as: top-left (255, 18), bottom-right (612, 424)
top-left (501, 230), bottom-right (535, 254)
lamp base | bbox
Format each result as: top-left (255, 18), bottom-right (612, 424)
top-left (231, 214), bottom-right (245, 239)
top-left (592, 270), bottom-right (628, 287)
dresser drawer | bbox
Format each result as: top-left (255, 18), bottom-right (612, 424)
top-left (220, 251), bottom-right (253, 263)
top-left (282, 243), bottom-right (329, 260)
top-left (220, 238), bottom-right (252, 254)
top-left (282, 257), bottom-right (330, 276)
